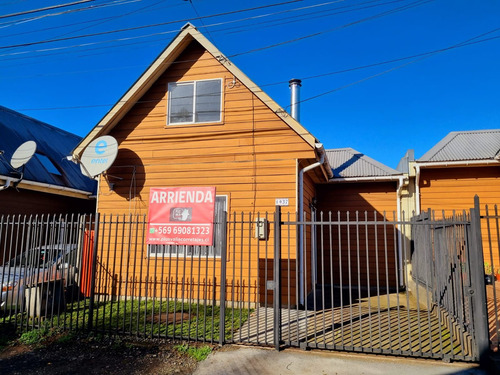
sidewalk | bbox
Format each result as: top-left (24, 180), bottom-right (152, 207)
top-left (194, 345), bottom-right (488, 375)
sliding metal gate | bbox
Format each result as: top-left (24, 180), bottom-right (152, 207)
top-left (239, 202), bottom-right (489, 362)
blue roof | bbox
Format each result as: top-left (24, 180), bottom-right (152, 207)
top-left (0, 106), bottom-right (96, 194)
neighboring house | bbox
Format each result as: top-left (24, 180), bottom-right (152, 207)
top-left (316, 147), bottom-right (405, 288)
top-left (0, 106), bottom-right (96, 214)
top-left (0, 106), bottom-right (96, 264)
top-left (410, 129), bottom-right (500, 267)
top-left (71, 24), bottom-right (332, 305)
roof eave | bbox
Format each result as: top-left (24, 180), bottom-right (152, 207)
top-left (72, 24), bottom-right (319, 159)
top-left (327, 175), bottom-right (403, 183)
top-left (72, 27), bottom-right (196, 158)
top-left (414, 159), bottom-right (500, 168)
top-left (0, 175), bottom-right (94, 199)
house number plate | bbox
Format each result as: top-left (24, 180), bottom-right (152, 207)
top-left (275, 198), bottom-right (289, 206)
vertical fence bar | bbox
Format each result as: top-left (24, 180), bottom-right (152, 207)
top-left (87, 212), bottom-right (100, 331)
top-left (470, 196), bottom-right (490, 363)
top-left (492, 205), bottom-right (500, 351)
top-left (337, 211), bottom-right (345, 349)
top-left (364, 211), bottom-right (373, 351)
top-left (355, 211), bottom-right (362, 349)
top-left (218, 210), bottom-right (228, 345)
top-left (273, 205), bottom-right (282, 351)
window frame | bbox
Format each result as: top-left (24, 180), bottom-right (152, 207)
top-left (167, 78), bottom-right (223, 126)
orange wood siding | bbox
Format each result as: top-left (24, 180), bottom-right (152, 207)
top-left (315, 182), bottom-right (399, 287)
top-left (99, 41), bottom-right (314, 216)
top-left (420, 167), bottom-right (500, 213)
top-left (93, 41), bottom-right (318, 305)
top-left (420, 166), bottom-right (500, 270)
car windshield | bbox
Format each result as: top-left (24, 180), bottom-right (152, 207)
top-left (7, 246), bottom-right (66, 268)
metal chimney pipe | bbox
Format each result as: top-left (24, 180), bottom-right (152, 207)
top-left (289, 78), bottom-right (301, 122)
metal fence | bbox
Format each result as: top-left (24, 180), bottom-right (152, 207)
top-left (0, 203), bottom-right (495, 363)
top-left (0, 214), bottom-right (92, 331)
top-left (482, 204), bottom-right (500, 353)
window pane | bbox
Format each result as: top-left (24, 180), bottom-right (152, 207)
top-left (195, 80), bottom-right (221, 123)
top-left (169, 83), bottom-right (194, 123)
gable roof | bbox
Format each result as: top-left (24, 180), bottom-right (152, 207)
top-left (419, 129), bottom-right (500, 162)
top-left (72, 23), bottom-right (319, 158)
top-left (326, 148), bottom-right (401, 179)
top-left (0, 106), bottom-right (96, 195)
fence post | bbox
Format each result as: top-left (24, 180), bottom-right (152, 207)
top-left (469, 196), bottom-right (490, 362)
top-left (274, 205), bottom-right (282, 351)
top-left (87, 213), bottom-right (100, 331)
top-left (218, 211), bottom-right (228, 346)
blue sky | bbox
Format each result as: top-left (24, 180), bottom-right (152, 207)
top-left (1, 0), bottom-right (499, 169)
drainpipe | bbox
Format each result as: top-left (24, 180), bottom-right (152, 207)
top-left (396, 176), bottom-right (405, 287)
top-left (289, 79), bottom-right (301, 122)
top-left (414, 164), bottom-right (421, 215)
top-left (298, 143), bottom-right (325, 306)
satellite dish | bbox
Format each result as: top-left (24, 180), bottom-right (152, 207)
top-left (11, 140), bottom-right (37, 169)
top-left (80, 135), bottom-right (118, 178)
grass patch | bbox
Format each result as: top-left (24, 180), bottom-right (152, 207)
top-left (18, 323), bottom-right (55, 346)
top-left (175, 343), bottom-right (212, 361)
top-left (1, 298), bottom-right (252, 344)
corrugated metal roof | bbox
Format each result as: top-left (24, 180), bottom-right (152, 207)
top-left (0, 106), bottom-right (96, 194)
top-left (419, 129), bottom-right (500, 162)
top-left (326, 148), bottom-right (401, 178)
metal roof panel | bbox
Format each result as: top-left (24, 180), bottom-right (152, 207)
top-left (419, 129), bottom-right (500, 162)
top-left (326, 148), bottom-right (401, 178)
top-left (0, 106), bottom-right (96, 194)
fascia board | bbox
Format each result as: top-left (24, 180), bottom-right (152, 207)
top-left (73, 25), bottom-right (319, 159)
top-left (72, 28), bottom-right (194, 158)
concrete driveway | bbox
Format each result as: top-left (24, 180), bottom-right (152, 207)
top-left (194, 345), bottom-right (487, 375)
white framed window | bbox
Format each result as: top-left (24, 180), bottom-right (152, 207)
top-left (167, 79), bottom-right (222, 125)
top-left (148, 196), bottom-right (227, 258)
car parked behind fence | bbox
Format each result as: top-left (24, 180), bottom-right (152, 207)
top-left (1, 243), bottom-right (79, 316)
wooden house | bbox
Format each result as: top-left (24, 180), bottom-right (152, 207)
top-left (411, 129), bottom-right (500, 269)
top-left (72, 24), bottom-right (332, 306)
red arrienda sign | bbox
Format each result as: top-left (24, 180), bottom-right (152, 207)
top-left (147, 187), bottom-right (216, 246)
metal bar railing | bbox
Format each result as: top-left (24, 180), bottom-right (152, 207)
top-left (0, 208), bottom-right (495, 363)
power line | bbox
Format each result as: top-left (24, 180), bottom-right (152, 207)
top-left (262, 28), bottom-right (500, 87)
top-left (185, 0), bottom-right (216, 44)
top-left (0, 0), bottom-right (305, 50)
top-left (0, 0), bottom-right (424, 61)
top-left (0, 0), bottom-right (96, 20)
top-left (230, 0), bottom-right (433, 58)
top-left (12, 29), bottom-right (500, 113)
top-left (0, 0), bottom-right (154, 32)
top-left (219, 0), bottom-right (405, 36)
top-left (295, 32), bottom-right (500, 107)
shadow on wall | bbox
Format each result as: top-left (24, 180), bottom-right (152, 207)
top-left (314, 182), bottom-right (401, 296)
top-left (105, 148), bottom-right (145, 202)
